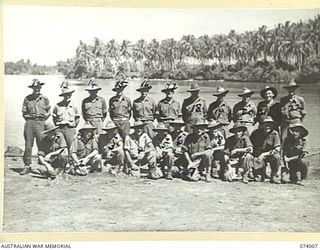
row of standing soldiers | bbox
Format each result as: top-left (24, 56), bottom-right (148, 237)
top-left (20, 78), bottom-right (308, 184)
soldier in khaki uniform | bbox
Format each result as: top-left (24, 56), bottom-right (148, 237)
top-left (152, 123), bottom-right (174, 179)
top-left (157, 82), bottom-right (181, 130)
top-left (52, 81), bottom-right (80, 149)
top-left (182, 82), bottom-right (207, 134)
top-left (69, 124), bottom-right (102, 175)
top-left (133, 79), bottom-right (157, 138)
top-left (124, 121), bottom-right (162, 179)
top-left (21, 79), bottom-right (51, 175)
top-left (169, 117), bottom-right (189, 178)
top-left (280, 80), bottom-right (306, 143)
top-left (81, 79), bottom-right (107, 135)
top-left (35, 123), bottom-right (68, 179)
top-left (207, 86), bottom-right (232, 136)
top-left (233, 87), bottom-right (257, 135)
top-left (109, 80), bottom-right (132, 139)
top-left (182, 121), bottom-right (213, 182)
top-left (100, 121), bottom-right (125, 175)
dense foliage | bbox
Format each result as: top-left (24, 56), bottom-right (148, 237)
top-left (4, 59), bottom-right (56, 75)
top-left (6, 15), bottom-right (320, 83)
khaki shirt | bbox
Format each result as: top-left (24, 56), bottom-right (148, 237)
top-left (153, 134), bottom-right (173, 151)
top-left (109, 95), bottom-right (132, 119)
top-left (233, 100), bottom-right (257, 125)
top-left (183, 132), bottom-right (211, 155)
top-left (207, 100), bottom-right (232, 124)
top-left (38, 132), bottom-right (66, 157)
top-left (157, 98), bottom-right (181, 121)
top-left (210, 129), bottom-right (226, 148)
top-left (256, 101), bottom-right (281, 126)
top-left (70, 137), bottom-right (98, 159)
top-left (224, 134), bottom-right (252, 155)
top-left (52, 101), bottom-right (79, 127)
top-left (133, 96), bottom-right (157, 121)
top-left (81, 96), bottom-right (107, 120)
top-left (280, 95), bottom-right (306, 121)
top-left (172, 131), bottom-right (189, 155)
top-left (182, 97), bottom-right (207, 124)
top-left (124, 133), bottom-right (153, 158)
top-left (22, 94), bottom-right (50, 120)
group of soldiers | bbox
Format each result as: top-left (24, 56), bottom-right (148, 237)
top-left (20, 77), bottom-right (309, 185)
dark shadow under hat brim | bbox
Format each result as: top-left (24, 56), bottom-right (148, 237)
top-left (213, 90), bottom-right (229, 96)
top-left (161, 87), bottom-right (177, 93)
top-left (187, 88), bottom-right (201, 92)
top-left (112, 86), bottom-right (127, 92)
top-left (230, 125), bottom-right (247, 133)
top-left (238, 91), bottom-right (255, 97)
top-left (59, 90), bottom-right (75, 96)
top-left (136, 86), bottom-right (152, 92)
top-left (28, 82), bottom-right (45, 88)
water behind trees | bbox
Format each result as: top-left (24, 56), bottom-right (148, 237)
top-left (4, 75), bottom-right (320, 154)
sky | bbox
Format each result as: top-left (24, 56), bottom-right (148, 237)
top-left (3, 5), bottom-right (320, 65)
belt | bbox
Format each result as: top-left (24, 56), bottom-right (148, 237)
top-left (26, 117), bottom-right (46, 121)
top-left (113, 117), bottom-right (129, 121)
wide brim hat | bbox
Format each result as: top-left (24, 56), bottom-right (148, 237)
top-left (59, 88), bottom-right (75, 96)
top-left (102, 121), bottom-right (118, 131)
top-left (42, 123), bottom-right (59, 134)
top-left (229, 123), bottom-right (248, 133)
top-left (136, 79), bottom-right (152, 92)
top-left (28, 79), bottom-right (45, 88)
top-left (283, 79), bottom-right (301, 89)
top-left (212, 86), bottom-right (229, 96)
top-left (187, 82), bottom-right (201, 92)
top-left (169, 117), bottom-right (185, 126)
top-left (208, 120), bottom-right (228, 129)
top-left (161, 82), bottom-right (178, 93)
top-left (131, 120), bottom-right (147, 129)
top-left (85, 79), bottom-right (101, 91)
top-left (192, 121), bottom-right (208, 128)
top-left (260, 85), bottom-right (278, 99)
top-left (262, 116), bottom-right (277, 127)
top-left (79, 123), bottom-right (97, 133)
top-left (238, 87), bottom-right (254, 97)
top-left (112, 80), bottom-right (128, 92)
top-left (153, 123), bottom-right (169, 132)
top-left (289, 122), bottom-right (309, 137)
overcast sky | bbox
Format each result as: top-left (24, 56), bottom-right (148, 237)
top-left (3, 5), bottom-right (320, 65)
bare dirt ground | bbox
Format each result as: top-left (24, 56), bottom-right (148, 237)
top-left (2, 155), bottom-right (320, 233)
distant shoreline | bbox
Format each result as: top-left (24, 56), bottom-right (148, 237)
top-left (5, 74), bottom-right (319, 85)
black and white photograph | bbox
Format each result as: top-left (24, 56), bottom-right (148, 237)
top-left (2, 4), bottom-right (320, 234)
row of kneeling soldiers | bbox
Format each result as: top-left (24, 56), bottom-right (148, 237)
top-left (19, 78), bottom-right (309, 185)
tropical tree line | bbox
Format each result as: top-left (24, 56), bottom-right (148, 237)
top-left (4, 59), bottom-right (56, 75)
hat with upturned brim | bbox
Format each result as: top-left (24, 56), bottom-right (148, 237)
top-left (136, 79), bottom-right (152, 92)
top-left (102, 120), bottom-right (118, 131)
top-left (79, 123), bottom-right (97, 133)
top-left (283, 79), bottom-right (301, 90)
top-left (212, 86), bottom-right (229, 96)
top-left (169, 117), bottom-right (185, 127)
top-left (153, 122), bottom-right (169, 132)
top-left (289, 122), bottom-right (308, 138)
top-left (260, 85), bottom-right (278, 99)
top-left (161, 82), bottom-right (178, 93)
top-left (131, 120), bottom-right (147, 129)
top-left (238, 87), bottom-right (255, 97)
top-left (187, 82), bottom-right (201, 92)
top-left (229, 123), bottom-right (248, 133)
top-left (42, 123), bottom-right (59, 134)
top-left (28, 79), bottom-right (45, 88)
top-left (59, 81), bottom-right (75, 96)
top-left (112, 80), bottom-right (128, 92)
top-left (85, 79), bottom-right (101, 91)
top-left (262, 116), bottom-right (277, 128)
